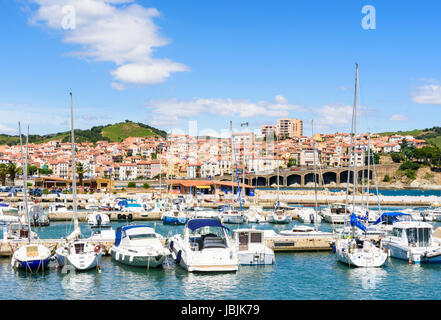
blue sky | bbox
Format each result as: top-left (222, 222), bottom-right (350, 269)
top-left (0, 0), bottom-right (440, 136)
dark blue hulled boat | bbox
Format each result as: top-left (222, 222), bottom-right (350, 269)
top-left (161, 209), bottom-right (188, 225)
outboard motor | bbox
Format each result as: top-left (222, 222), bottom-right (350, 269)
top-left (33, 213), bottom-right (39, 226)
top-left (310, 213), bottom-right (314, 223)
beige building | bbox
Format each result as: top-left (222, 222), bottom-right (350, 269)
top-left (276, 118), bottom-right (303, 138)
top-left (261, 125), bottom-right (276, 137)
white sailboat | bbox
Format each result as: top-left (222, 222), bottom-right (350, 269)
top-left (334, 64), bottom-right (387, 268)
top-left (11, 123), bottom-right (51, 272)
top-left (55, 92), bottom-right (102, 271)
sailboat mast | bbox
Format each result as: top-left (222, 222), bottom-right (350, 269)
top-left (366, 133), bottom-right (371, 210)
top-left (344, 63), bottom-right (358, 226)
top-left (352, 64), bottom-right (359, 210)
top-left (18, 123), bottom-right (31, 243)
top-left (276, 133), bottom-right (280, 206)
top-left (312, 119), bottom-right (318, 230)
top-left (230, 121), bottom-right (234, 208)
top-left (70, 92), bottom-right (79, 231)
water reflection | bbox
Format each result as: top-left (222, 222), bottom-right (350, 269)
top-left (345, 267), bottom-right (388, 293)
top-left (59, 270), bottom-right (97, 299)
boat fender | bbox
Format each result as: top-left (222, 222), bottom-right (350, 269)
top-left (128, 214), bottom-right (133, 221)
top-left (175, 250), bottom-right (182, 264)
top-left (169, 240), bottom-right (174, 251)
top-left (94, 245), bottom-right (101, 253)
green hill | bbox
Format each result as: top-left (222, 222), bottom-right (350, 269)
top-left (379, 126), bottom-right (441, 148)
top-left (0, 121), bottom-right (167, 146)
top-left (102, 121), bottom-right (165, 142)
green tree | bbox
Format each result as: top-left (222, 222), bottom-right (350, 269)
top-left (383, 174), bottom-right (391, 182)
top-left (27, 165), bottom-right (38, 176)
top-left (143, 183), bottom-right (150, 189)
top-left (390, 152), bottom-right (405, 163)
top-left (287, 158), bottom-right (296, 168)
top-left (127, 182), bottom-right (136, 188)
top-left (77, 162), bottom-right (84, 186)
top-left (0, 164), bottom-right (7, 186)
top-left (7, 163), bottom-right (17, 183)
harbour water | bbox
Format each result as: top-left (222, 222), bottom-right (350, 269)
top-left (2, 216), bottom-right (441, 300)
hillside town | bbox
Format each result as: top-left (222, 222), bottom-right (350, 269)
top-left (0, 118), bottom-right (427, 183)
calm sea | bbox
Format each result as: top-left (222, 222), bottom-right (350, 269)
top-left (2, 213), bottom-right (441, 300)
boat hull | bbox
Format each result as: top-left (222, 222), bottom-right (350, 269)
top-left (162, 216), bottom-right (187, 225)
top-left (110, 248), bottom-right (166, 268)
top-left (335, 239), bottom-right (387, 268)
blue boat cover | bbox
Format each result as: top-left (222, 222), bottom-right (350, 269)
top-left (0, 203), bottom-right (8, 207)
top-left (373, 212), bottom-right (412, 225)
top-left (187, 219), bottom-right (229, 231)
top-left (350, 213), bottom-right (367, 232)
top-left (114, 224), bottom-right (153, 247)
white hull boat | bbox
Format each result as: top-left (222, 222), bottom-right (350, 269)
top-left (56, 240), bottom-right (102, 271)
top-left (335, 238), bottom-right (387, 267)
top-left (86, 212), bottom-right (110, 226)
top-left (381, 221), bottom-right (441, 264)
top-left (279, 225), bottom-right (334, 238)
top-left (110, 225), bottom-right (170, 268)
top-left (169, 218), bottom-right (239, 272)
top-left (244, 206), bottom-right (266, 223)
top-left (11, 244), bottom-right (51, 272)
top-left (232, 229), bottom-right (275, 265)
top-left (267, 209), bottom-right (292, 224)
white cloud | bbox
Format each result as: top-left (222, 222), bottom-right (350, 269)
top-left (29, 0), bottom-right (188, 87)
top-left (111, 60), bottom-right (188, 85)
top-left (314, 103), bottom-right (371, 130)
top-left (274, 95), bottom-right (288, 104)
top-left (411, 81), bottom-right (441, 105)
top-left (0, 124), bottom-right (17, 135)
top-left (339, 86), bottom-right (349, 91)
top-left (389, 114), bottom-right (408, 122)
top-left (145, 95), bottom-right (305, 124)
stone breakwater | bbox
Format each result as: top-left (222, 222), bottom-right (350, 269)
top-left (255, 189), bottom-right (441, 206)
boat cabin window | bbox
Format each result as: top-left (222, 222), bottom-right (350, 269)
top-left (74, 243), bottom-right (85, 254)
top-left (128, 233), bottom-right (157, 240)
top-left (190, 226), bottom-right (224, 238)
top-left (392, 228), bottom-right (403, 238)
top-left (250, 232), bottom-right (263, 243)
top-left (406, 228), bottom-right (431, 247)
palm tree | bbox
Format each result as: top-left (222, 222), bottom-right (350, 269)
top-left (0, 164), bottom-right (8, 186)
top-left (7, 163), bottom-right (17, 184)
top-left (76, 162), bottom-right (84, 186)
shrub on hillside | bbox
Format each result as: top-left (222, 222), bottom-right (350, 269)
top-left (399, 160), bottom-right (420, 171)
top-left (127, 182), bottom-right (136, 188)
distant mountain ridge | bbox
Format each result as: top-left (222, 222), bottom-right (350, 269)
top-left (0, 121), bottom-right (167, 146)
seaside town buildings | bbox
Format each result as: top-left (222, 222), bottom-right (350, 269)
top-left (0, 125), bottom-right (427, 183)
